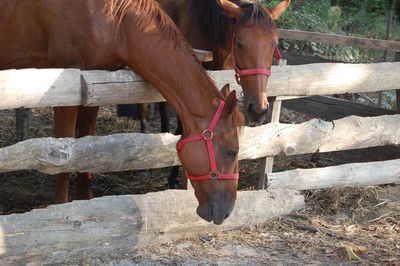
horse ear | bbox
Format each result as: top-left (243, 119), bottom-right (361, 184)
top-left (224, 90), bottom-right (238, 114)
top-left (268, 0), bottom-right (291, 20)
top-left (220, 83), bottom-right (231, 98)
top-left (217, 0), bottom-right (244, 20)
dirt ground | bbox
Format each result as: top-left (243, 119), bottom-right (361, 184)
top-left (0, 103), bottom-right (399, 265)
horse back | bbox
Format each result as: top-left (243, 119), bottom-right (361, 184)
top-left (0, 0), bottom-right (121, 70)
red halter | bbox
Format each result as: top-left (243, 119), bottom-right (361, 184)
top-left (231, 34), bottom-right (282, 85)
top-left (176, 100), bottom-right (239, 181)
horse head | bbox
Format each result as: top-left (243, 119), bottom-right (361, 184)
top-left (177, 84), bottom-right (243, 224)
top-left (218, 0), bottom-right (290, 124)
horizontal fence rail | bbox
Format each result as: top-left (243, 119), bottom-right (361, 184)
top-left (1, 32), bottom-right (399, 265)
top-left (1, 114), bottom-right (399, 174)
top-left (1, 62), bottom-right (400, 110)
top-left (0, 190), bottom-right (303, 264)
top-left (1, 62), bottom-right (399, 193)
top-left (268, 159), bottom-right (400, 190)
top-left (277, 29), bottom-right (400, 52)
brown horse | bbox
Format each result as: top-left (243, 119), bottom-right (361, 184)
top-left (151, 0), bottom-right (290, 188)
top-left (123, 0), bottom-right (290, 133)
top-left (129, 0), bottom-right (290, 131)
top-left (0, 0), bottom-right (244, 224)
top-left (161, 0), bottom-right (290, 123)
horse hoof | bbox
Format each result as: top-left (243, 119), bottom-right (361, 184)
top-left (136, 170), bottom-right (151, 178)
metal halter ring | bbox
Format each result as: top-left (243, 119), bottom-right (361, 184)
top-left (210, 171), bottom-right (220, 180)
top-left (202, 129), bottom-right (213, 140)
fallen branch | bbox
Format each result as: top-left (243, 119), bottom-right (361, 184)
top-left (281, 217), bottom-right (349, 240)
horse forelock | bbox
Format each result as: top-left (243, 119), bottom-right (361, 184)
top-left (236, 1), bottom-right (277, 31)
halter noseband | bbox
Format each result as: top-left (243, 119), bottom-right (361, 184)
top-left (176, 100), bottom-right (239, 181)
top-left (231, 34), bottom-right (282, 85)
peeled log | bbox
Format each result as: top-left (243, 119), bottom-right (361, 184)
top-left (1, 62), bottom-right (400, 110)
top-left (0, 189), bottom-right (304, 265)
top-left (268, 159), bottom-right (400, 190)
top-left (0, 115), bottom-right (399, 174)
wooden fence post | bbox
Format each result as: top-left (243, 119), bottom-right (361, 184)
top-left (15, 108), bottom-right (31, 141)
top-left (396, 52), bottom-right (400, 112)
top-left (257, 59), bottom-right (287, 190)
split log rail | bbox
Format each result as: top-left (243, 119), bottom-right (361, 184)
top-left (1, 59), bottom-right (399, 265)
top-left (1, 28), bottom-right (400, 265)
top-left (1, 62), bottom-right (400, 189)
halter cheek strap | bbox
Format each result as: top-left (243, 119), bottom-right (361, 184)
top-left (176, 100), bottom-right (239, 181)
top-left (231, 34), bottom-right (282, 85)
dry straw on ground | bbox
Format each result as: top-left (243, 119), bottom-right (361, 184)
top-left (0, 105), bottom-right (399, 264)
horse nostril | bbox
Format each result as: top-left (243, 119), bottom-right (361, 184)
top-left (265, 103), bottom-right (270, 113)
top-left (247, 103), bottom-right (254, 113)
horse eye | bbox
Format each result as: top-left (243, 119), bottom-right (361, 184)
top-left (236, 42), bottom-right (243, 49)
top-left (226, 149), bottom-right (238, 158)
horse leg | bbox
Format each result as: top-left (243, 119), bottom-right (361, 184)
top-left (138, 103), bottom-right (150, 133)
top-left (54, 106), bottom-right (78, 203)
top-left (75, 106), bottom-right (99, 200)
top-left (168, 118), bottom-right (183, 189)
top-left (159, 102), bottom-right (170, 133)
top-left (136, 103), bottom-right (151, 178)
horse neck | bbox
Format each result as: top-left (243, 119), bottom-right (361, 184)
top-left (116, 20), bottom-right (222, 134)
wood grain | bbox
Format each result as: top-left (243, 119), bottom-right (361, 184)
top-left (1, 62), bottom-right (400, 109)
top-left (1, 114), bottom-right (399, 174)
top-left (0, 189), bottom-right (304, 264)
top-left (269, 159), bottom-right (400, 190)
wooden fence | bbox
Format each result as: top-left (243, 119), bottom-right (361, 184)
top-left (1, 62), bottom-right (400, 190)
top-left (1, 29), bottom-right (400, 265)
top-left (0, 190), bottom-right (304, 264)
top-left (276, 30), bottom-right (400, 117)
top-left (278, 29), bottom-right (400, 52)
top-left (2, 62), bottom-right (399, 109)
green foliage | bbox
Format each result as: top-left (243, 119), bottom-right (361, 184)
top-left (338, 0), bottom-right (387, 39)
top-left (266, 0), bottom-right (361, 62)
top-left (263, 0), bottom-right (399, 63)
top-left (328, 6), bottom-right (342, 31)
top-left (263, 0), bottom-right (399, 109)
top-left (381, 91), bottom-right (397, 110)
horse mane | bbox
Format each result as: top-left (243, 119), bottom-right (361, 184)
top-left (105, 0), bottom-right (238, 112)
top-left (189, 0), bottom-right (232, 48)
top-left (189, 0), bottom-right (276, 49)
top-left (105, 0), bottom-right (209, 77)
top-left (105, 0), bottom-right (174, 34)
top-left (232, 106), bottom-right (245, 128)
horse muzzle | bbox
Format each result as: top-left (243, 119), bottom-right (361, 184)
top-left (196, 199), bottom-right (235, 225)
top-left (245, 98), bottom-right (270, 125)
top-left (192, 179), bottom-right (238, 225)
